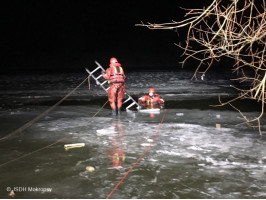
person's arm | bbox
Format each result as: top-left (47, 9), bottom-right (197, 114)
top-left (158, 98), bottom-right (165, 104)
top-left (102, 68), bottom-right (110, 80)
top-left (138, 95), bottom-right (147, 102)
top-left (154, 94), bottom-right (165, 104)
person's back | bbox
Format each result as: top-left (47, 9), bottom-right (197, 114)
top-left (102, 57), bottom-right (125, 115)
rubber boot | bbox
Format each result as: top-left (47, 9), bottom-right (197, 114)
top-left (112, 109), bottom-right (117, 116)
top-left (117, 107), bottom-right (121, 115)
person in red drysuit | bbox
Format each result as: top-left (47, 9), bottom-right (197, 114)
top-left (138, 88), bottom-right (165, 109)
top-left (102, 57), bottom-right (125, 116)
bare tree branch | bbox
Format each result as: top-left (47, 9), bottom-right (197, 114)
top-left (137, 0), bottom-right (266, 134)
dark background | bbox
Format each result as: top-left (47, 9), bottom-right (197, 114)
top-left (1, 0), bottom-right (214, 73)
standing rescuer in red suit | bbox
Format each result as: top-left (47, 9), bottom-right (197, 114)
top-left (138, 88), bottom-right (165, 109)
top-left (102, 57), bottom-right (125, 116)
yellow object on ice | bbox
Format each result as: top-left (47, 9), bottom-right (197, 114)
top-left (216, 124), bottom-right (221, 128)
top-left (64, 143), bottom-right (85, 151)
top-left (86, 166), bottom-right (95, 172)
top-left (8, 190), bottom-right (15, 198)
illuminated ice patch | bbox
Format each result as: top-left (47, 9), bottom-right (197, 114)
top-left (96, 127), bottom-right (116, 136)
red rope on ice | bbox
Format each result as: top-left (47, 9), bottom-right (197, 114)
top-left (106, 110), bottom-right (167, 199)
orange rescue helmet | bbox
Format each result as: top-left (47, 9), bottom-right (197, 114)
top-left (109, 57), bottom-right (121, 67)
top-left (149, 88), bottom-right (155, 93)
top-left (110, 57), bottom-right (118, 64)
top-left (149, 88), bottom-right (155, 96)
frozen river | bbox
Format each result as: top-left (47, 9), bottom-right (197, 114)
top-left (0, 70), bottom-right (266, 198)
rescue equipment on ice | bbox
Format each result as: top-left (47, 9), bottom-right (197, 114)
top-left (8, 190), bottom-right (15, 198)
top-left (85, 61), bottom-right (140, 110)
top-left (85, 166), bottom-right (95, 172)
top-left (64, 143), bottom-right (85, 151)
top-left (138, 108), bottom-right (160, 113)
top-left (216, 124), bottom-right (221, 128)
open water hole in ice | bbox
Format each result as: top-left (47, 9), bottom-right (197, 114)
top-left (0, 71), bottom-right (266, 198)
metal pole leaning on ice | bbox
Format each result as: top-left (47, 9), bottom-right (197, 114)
top-left (85, 61), bottom-right (141, 110)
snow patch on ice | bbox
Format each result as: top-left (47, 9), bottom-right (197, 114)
top-left (96, 127), bottom-right (116, 136)
top-left (187, 145), bottom-right (204, 151)
top-left (156, 150), bottom-right (181, 156)
top-left (141, 143), bottom-right (152, 147)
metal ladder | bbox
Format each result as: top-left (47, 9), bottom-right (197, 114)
top-left (85, 61), bottom-right (140, 110)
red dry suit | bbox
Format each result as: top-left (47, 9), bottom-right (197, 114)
top-left (102, 63), bottom-right (125, 111)
top-left (138, 93), bottom-right (164, 109)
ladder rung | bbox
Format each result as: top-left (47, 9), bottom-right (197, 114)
top-left (101, 80), bottom-right (108, 86)
top-left (95, 74), bottom-right (102, 80)
top-left (126, 102), bottom-right (136, 110)
top-left (91, 66), bottom-right (101, 74)
top-left (123, 97), bottom-right (131, 104)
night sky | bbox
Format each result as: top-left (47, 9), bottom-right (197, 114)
top-left (1, 0), bottom-right (213, 73)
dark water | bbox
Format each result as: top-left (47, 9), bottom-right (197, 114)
top-left (0, 70), bottom-right (266, 198)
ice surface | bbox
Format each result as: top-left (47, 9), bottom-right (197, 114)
top-left (0, 70), bottom-right (265, 198)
